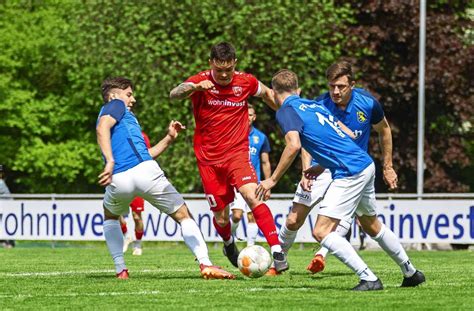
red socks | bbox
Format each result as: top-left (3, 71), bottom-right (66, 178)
top-left (135, 230), bottom-right (143, 240)
top-left (213, 217), bottom-right (232, 242)
top-left (120, 223), bottom-right (127, 235)
top-left (252, 203), bottom-right (280, 247)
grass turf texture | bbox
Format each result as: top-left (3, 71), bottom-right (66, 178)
top-left (0, 242), bottom-right (472, 310)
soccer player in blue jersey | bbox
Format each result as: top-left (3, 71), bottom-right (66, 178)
top-left (230, 104), bottom-right (271, 246)
top-left (274, 61), bottom-right (412, 278)
top-left (257, 69), bottom-right (425, 290)
top-left (96, 77), bottom-right (234, 280)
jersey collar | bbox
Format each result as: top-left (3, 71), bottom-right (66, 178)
top-left (282, 94), bottom-right (300, 107)
top-left (328, 90), bottom-right (355, 115)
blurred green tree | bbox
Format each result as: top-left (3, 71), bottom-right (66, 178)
top-left (0, 0), bottom-right (352, 193)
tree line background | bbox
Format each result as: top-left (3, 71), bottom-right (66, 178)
top-left (0, 0), bottom-right (472, 194)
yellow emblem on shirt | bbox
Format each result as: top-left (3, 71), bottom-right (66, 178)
top-left (357, 111), bottom-right (367, 123)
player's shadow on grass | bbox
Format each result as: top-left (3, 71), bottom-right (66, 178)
top-left (287, 271), bottom-right (353, 278)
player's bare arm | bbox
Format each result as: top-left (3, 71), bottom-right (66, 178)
top-left (255, 82), bottom-right (278, 111)
top-left (300, 148), bottom-right (314, 191)
top-left (96, 115), bottom-right (117, 186)
top-left (148, 120), bottom-right (186, 158)
top-left (373, 117), bottom-right (398, 190)
top-left (337, 121), bottom-right (356, 139)
top-left (256, 131), bottom-right (301, 200)
top-left (169, 81), bottom-right (215, 100)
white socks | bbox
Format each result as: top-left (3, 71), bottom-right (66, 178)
top-left (316, 221), bottom-right (351, 258)
top-left (180, 218), bottom-right (212, 266)
top-left (373, 224), bottom-right (416, 277)
top-left (247, 222), bottom-right (259, 246)
top-left (322, 232), bottom-right (377, 281)
top-left (103, 219), bottom-right (127, 274)
top-left (278, 223), bottom-right (298, 253)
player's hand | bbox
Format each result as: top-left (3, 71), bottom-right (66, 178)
top-left (383, 166), bottom-right (398, 191)
top-left (263, 189), bottom-right (271, 201)
top-left (195, 80), bottom-right (215, 91)
top-left (256, 178), bottom-right (276, 201)
top-left (300, 175), bottom-right (313, 192)
top-left (167, 120), bottom-right (186, 140)
top-left (98, 161), bottom-right (114, 186)
top-left (303, 165), bottom-right (324, 180)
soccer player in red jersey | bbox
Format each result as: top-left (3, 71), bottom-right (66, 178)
top-left (170, 42), bottom-right (288, 272)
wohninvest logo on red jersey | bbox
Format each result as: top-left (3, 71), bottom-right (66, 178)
top-left (207, 99), bottom-right (245, 107)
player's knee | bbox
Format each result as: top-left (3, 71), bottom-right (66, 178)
top-left (132, 213), bottom-right (142, 222)
top-left (232, 210), bottom-right (243, 222)
top-left (170, 204), bottom-right (192, 223)
top-left (358, 216), bottom-right (381, 237)
top-left (312, 228), bottom-right (328, 242)
top-left (214, 216), bottom-right (229, 227)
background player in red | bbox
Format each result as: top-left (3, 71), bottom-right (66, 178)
top-left (170, 42), bottom-right (288, 272)
top-left (120, 131), bottom-right (151, 256)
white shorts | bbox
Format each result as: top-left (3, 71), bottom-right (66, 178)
top-left (229, 189), bottom-right (250, 213)
top-left (318, 163), bottom-right (377, 221)
top-left (103, 160), bottom-right (185, 216)
top-left (292, 169), bottom-right (332, 208)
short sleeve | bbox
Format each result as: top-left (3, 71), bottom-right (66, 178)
top-left (185, 73), bottom-right (205, 84)
top-left (99, 99), bottom-right (126, 122)
top-left (370, 99), bottom-right (385, 124)
top-left (246, 74), bottom-right (260, 97)
top-left (276, 105), bottom-right (304, 135)
top-left (185, 73), bottom-right (207, 101)
top-left (261, 135), bottom-right (271, 153)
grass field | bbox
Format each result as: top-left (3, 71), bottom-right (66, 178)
top-left (0, 242), bottom-right (473, 310)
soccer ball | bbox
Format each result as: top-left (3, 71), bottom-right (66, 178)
top-left (237, 245), bottom-right (272, 278)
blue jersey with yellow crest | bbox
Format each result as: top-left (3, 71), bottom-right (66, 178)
top-left (249, 126), bottom-right (271, 181)
top-left (277, 95), bottom-right (373, 179)
top-left (316, 88), bottom-right (384, 151)
top-left (310, 88), bottom-right (384, 166)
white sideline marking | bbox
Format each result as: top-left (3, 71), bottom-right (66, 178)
top-left (0, 268), bottom-right (193, 277)
top-left (0, 290), bottom-right (161, 299)
top-left (0, 287), bottom-right (317, 299)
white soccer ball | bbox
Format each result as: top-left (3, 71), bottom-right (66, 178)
top-left (237, 245), bottom-right (272, 278)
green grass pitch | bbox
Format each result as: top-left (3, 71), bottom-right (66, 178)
top-left (0, 242), bottom-right (473, 310)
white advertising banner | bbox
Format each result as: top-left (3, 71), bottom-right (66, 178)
top-left (0, 199), bottom-right (473, 244)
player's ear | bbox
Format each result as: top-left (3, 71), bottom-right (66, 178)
top-left (296, 88), bottom-right (302, 95)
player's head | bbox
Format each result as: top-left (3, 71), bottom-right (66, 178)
top-left (271, 69), bottom-right (300, 106)
top-left (248, 104), bottom-right (256, 126)
top-left (101, 77), bottom-right (136, 109)
top-left (209, 42), bottom-right (237, 86)
top-left (326, 61), bottom-right (355, 106)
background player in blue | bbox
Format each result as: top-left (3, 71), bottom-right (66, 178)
top-left (276, 61), bottom-right (401, 275)
top-left (257, 69), bottom-right (424, 290)
top-left (230, 104), bottom-right (271, 246)
top-left (96, 77), bottom-right (234, 280)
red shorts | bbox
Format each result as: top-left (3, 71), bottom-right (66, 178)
top-left (198, 153), bottom-right (257, 212)
top-left (130, 197), bottom-right (145, 213)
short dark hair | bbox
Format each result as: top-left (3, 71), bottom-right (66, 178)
top-left (326, 61), bottom-right (354, 82)
top-left (101, 77), bottom-right (134, 103)
top-left (248, 103), bottom-right (255, 112)
top-left (272, 69), bottom-right (298, 94)
top-left (210, 42), bottom-right (236, 63)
